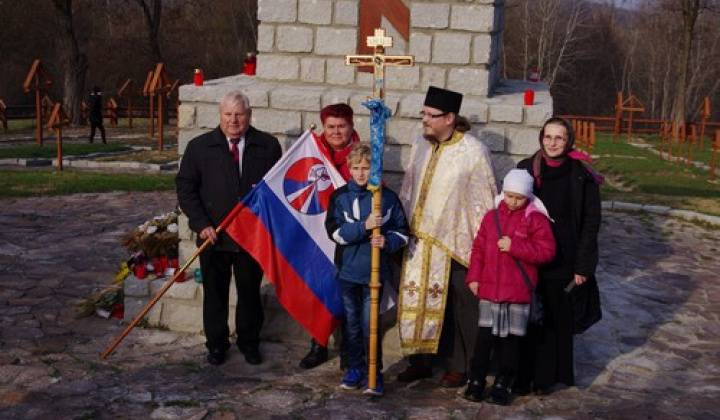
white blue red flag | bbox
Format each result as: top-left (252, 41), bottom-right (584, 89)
top-left (226, 130), bottom-right (346, 346)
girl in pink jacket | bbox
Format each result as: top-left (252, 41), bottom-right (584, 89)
top-left (463, 169), bottom-right (556, 405)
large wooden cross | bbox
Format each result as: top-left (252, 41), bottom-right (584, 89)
top-left (346, 28), bottom-right (414, 99)
top-left (345, 27), bottom-right (414, 394)
top-left (22, 59), bottom-right (53, 147)
top-left (47, 103), bottom-right (70, 171)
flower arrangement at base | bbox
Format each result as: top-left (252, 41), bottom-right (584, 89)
top-left (75, 263), bottom-right (127, 318)
top-left (75, 211), bottom-right (181, 318)
top-left (121, 211), bottom-right (180, 260)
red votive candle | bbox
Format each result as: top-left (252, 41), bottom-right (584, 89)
top-left (194, 68), bottom-right (204, 86)
top-left (243, 53), bottom-right (257, 75)
top-left (134, 264), bottom-right (147, 280)
top-left (524, 90), bottom-right (535, 106)
top-left (153, 258), bottom-right (166, 277)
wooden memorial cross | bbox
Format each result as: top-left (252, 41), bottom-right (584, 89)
top-left (107, 98), bottom-right (118, 126)
top-left (659, 121), bottom-right (670, 160)
top-left (346, 27), bottom-right (414, 392)
top-left (697, 96), bottom-right (710, 150)
top-left (47, 103), bottom-right (70, 171)
top-left (574, 120), bottom-right (586, 152)
top-left (576, 120), bottom-right (596, 155)
top-left (41, 95), bottom-right (55, 120)
top-left (711, 130), bottom-right (719, 180)
top-left (142, 70), bottom-right (155, 137)
top-left (81, 99), bottom-right (89, 124)
top-left (0, 99), bottom-right (7, 131)
top-left (22, 58), bottom-right (53, 146)
top-left (676, 122), bottom-right (686, 165)
top-left (149, 63), bottom-right (173, 151)
top-left (118, 79), bottom-right (135, 129)
top-left (686, 124), bottom-right (698, 167)
top-left (613, 92), bottom-right (645, 142)
top-left (588, 122), bottom-right (596, 155)
top-left (612, 92), bottom-right (622, 142)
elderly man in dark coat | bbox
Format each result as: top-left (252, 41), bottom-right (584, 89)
top-left (176, 90), bottom-right (282, 366)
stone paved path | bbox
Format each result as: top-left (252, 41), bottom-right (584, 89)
top-left (1, 191), bottom-right (719, 420)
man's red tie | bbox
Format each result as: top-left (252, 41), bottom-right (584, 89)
top-left (230, 138), bottom-right (240, 163)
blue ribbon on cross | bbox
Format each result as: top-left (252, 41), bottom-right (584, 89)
top-left (362, 98), bottom-right (392, 191)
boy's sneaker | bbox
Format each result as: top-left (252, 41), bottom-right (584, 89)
top-left (340, 368), bottom-right (365, 389)
top-left (363, 373), bottom-right (385, 396)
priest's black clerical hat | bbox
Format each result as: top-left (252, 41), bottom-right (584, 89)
top-left (424, 86), bottom-right (463, 114)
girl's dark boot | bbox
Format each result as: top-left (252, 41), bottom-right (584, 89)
top-left (487, 376), bottom-right (511, 406)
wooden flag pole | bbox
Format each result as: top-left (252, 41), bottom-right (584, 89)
top-left (346, 28), bottom-right (414, 393)
top-left (101, 202), bottom-right (245, 360)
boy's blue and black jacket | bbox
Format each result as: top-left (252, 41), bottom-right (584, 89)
top-left (325, 181), bottom-right (409, 284)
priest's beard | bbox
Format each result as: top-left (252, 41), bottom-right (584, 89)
top-left (422, 133), bottom-right (439, 142)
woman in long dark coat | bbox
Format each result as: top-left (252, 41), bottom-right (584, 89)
top-left (514, 117), bottom-right (603, 395)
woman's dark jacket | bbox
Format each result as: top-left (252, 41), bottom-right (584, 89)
top-left (518, 157), bottom-right (601, 278)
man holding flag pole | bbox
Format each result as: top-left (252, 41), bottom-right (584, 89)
top-left (176, 91), bottom-right (282, 366)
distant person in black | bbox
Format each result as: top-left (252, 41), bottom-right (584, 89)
top-left (89, 86), bottom-right (106, 144)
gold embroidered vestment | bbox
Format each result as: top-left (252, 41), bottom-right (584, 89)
top-left (397, 130), bottom-right (497, 355)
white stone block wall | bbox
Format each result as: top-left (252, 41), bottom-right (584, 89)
top-left (256, 0), bottom-right (503, 94)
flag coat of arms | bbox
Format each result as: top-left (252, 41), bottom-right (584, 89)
top-left (226, 130), bottom-right (346, 346)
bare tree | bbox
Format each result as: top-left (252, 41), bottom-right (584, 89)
top-left (670, 0), bottom-right (702, 131)
top-left (134, 0), bottom-right (164, 63)
top-left (545, 0), bottom-right (591, 86)
top-left (504, 0), bottom-right (591, 86)
top-left (51, 0), bottom-right (88, 124)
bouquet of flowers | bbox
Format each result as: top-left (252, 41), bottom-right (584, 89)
top-left (121, 211), bottom-right (180, 259)
top-left (75, 262), bottom-right (127, 318)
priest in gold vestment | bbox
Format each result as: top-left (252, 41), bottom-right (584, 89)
top-left (396, 86), bottom-right (498, 388)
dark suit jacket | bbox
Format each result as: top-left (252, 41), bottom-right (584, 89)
top-left (176, 125), bottom-right (282, 252)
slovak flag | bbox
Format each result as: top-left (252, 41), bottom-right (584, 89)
top-left (226, 130), bottom-right (346, 346)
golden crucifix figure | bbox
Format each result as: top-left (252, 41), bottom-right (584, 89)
top-left (345, 27), bottom-right (414, 395)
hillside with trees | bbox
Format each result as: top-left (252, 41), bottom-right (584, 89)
top-left (0, 0), bottom-right (718, 122)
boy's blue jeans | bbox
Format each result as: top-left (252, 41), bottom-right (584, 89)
top-left (340, 280), bottom-right (383, 372)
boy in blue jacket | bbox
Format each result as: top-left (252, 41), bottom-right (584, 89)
top-left (325, 142), bottom-right (409, 396)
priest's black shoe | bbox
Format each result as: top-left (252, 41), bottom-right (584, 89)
top-left (463, 379), bottom-right (486, 402)
top-left (206, 348), bottom-right (226, 366)
top-left (240, 346), bottom-right (262, 365)
top-left (299, 339), bottom-right (328, 369)
top-left (487, 378), bottom-right (511, 406)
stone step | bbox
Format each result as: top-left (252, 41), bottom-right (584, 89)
top-left (124, 274), bottom-right (402, 355)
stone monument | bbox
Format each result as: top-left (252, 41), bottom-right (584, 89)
top-left (126, 0), bottom-right (553, 341)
